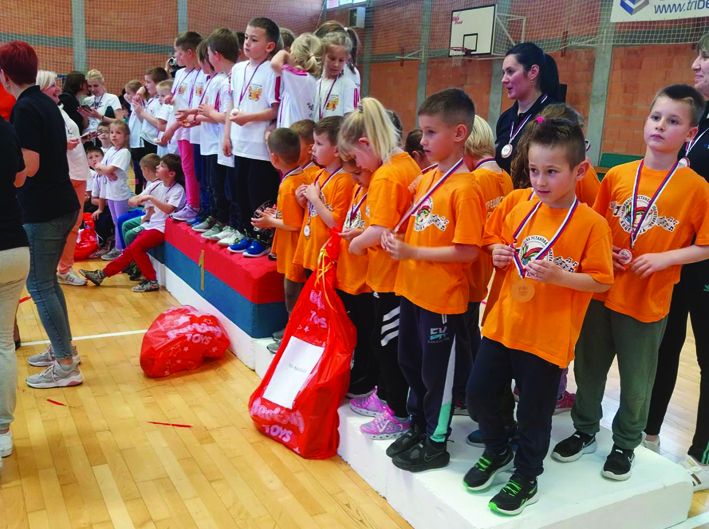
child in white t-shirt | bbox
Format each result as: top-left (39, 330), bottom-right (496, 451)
top-left (124, 79), bottom-right (146, 193)
top-left (272, 32), bottom-right (321, 128)
top-left (223, 17), bottom-right (281, 257)
top-left (93, 121), bottom-right (134, 259)
top-left (137, 67), bottom-right (170, 154)
top-left (156, 80), bottom-right (178, 156)
top-left (313, 31), bottom-right (358, 120)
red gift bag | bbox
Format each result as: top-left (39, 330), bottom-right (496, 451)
top-left (74, 213), bottom-right (98, 260)
top-left (140, 306), bottom-right (230, 377)
top-left (249, 231), bottom-right (356, 459)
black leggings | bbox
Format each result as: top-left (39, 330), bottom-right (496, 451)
top-left (645, 260), bottom-right (708, 463)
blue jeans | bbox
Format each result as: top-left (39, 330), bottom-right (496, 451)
top-left (23, 209), bottom-right (79, 360)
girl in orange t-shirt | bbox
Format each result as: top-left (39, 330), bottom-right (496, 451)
top-left (466, 117), bottom-right (613, 515)
top-left (336, 157), bottom-right (377, 401)
top-left (337, 97), bottom-right (419, 439)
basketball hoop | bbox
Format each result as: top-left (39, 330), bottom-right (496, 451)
top-left (449, 46), bottom-right (476, 57)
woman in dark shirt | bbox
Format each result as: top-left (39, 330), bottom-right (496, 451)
top-left (58, 70), bottom-right (89, 133)
top-left (0, 40), bottom-right (83, 390)
top-left (644, 32), bottom-right (709, 490)
top-left (495, 42), bottom-right (560, 174)
top-left (0, 115), bottom-right (29, 462)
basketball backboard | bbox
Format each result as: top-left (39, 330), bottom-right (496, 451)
top-left (449, 5), bottom-right (496, 57)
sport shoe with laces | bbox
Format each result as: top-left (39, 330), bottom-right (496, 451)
top-left (80, 269), bottom-right (106, 286)
top-left (101, 248), bottom-right (122, 261)
top-left (488, 473), bottom-right (538, 516)
top-left (218, 228), bottom-right (244, 247)
top-left (463, 447), bottom-right (514, 491)
top-left (192, 217), bottom-right (215, 232)
top-left (386, 423), bottom-right (424, 458)
top-left (0, 430), bottom-right (12, 457)
top-left (641, 434), bottom-right (661, 453)
top-left (57, 270), bottom-right (87, 286)
top-left (682, 454), bottom-right (709, 492)
top-left (201, 223), bottom-right (225, 240)
top-left (228, 237), bottom-right (251, 253)
top-left (551, 431), bottom-right (596, 462)
top-left (602, 445), bottom-right (634, 480)
top-left (392, 437), bottom-right (449, 472)
top-left (554, 391), bottom-right (576, 414)
top-left (27, 344), bottom-right (80, 367)
top-left (172, 204), bottom-right (199, 223)
top-left (26, 361), bottom-right (83, 389)
top-left (360, 407), bottom-right (410, 440)
top-left (132, 280), bottom-right (159, 292)
top-left (349, 389), bottom-right (387, 417)
top-left (243, 240), bottom-right (270, 258)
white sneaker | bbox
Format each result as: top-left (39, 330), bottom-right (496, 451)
top-left (641, 434), bottom-right (661, 453)
top-left (27, 344), bottom-right (80, 367)
top-left (57, 270), bottom-right (87, 286)
top-left (683, 454), bottom-right (709, 492)
top-left (26, 361), bottom-right (83, 389)
top-left (218, 228), bottom-right (245, 247)
top-left (0, 431), bottom-right (13, 457)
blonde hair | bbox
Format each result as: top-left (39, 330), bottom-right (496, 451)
top-left (465, 116), bottom-right (496, 159)
top-left (86, 69), bottom-right (105, 83)
top-left (290, 33), bottom-right (322, 76)
top-left (36, 70), bottom-right (58, 91)
top-left (321, 31), bottom-right (352, 55)
top-left (109, 120), bottom-right (130, 148)
top-left (156, 79), bottom-right (173, 92)
top-left (124, 79), bottom-right (142, 94)
top-left (338, 97), bottom-right (398, 162)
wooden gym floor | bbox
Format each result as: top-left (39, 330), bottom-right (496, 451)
top-left (1, 269), bottom-right (707, 528)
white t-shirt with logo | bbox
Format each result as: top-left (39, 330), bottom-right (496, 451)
top-left (157, 103), bottom-right (178, 156)
top-left (312, 74), bottom-right (358, 121)
top-left (216, 75), bottom-right (234, 168)
top-left (128, 102), bottom-right (144, 148)
top-left (277, 65), bottom-right (317, 128)
top-left (198, 73), bottom-right (227, 156)
top-left (230, 60), bottom-right (279, 162)
top-left (189, 70), bottom-right (208, 145)
top-left (101, 146), bottom-right (133, 201)
top-left (140, 96), bottom-right (162, 145)
top-left (171, 67), bottom-right (200, 142)
top-left (83, 92), bottom-right (122, 133)
top-left (143, 182), bottom-right (186, 233)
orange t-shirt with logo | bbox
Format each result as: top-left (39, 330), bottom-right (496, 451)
top-left (337, 185), bottom-right (371, 295)
top-left (467, 167), bottom-right (514, 302)
top-left (365, 152), bottom-right (420, 293)
top-left (272, 168), bottom-right (309, 283)
top-left (482, 200), bottom-right (614, 367)
top-left (577, 165), bottom-right (600, 206)
top-left (293, 167), bottom-right (354, 272)
top-left (592, 161), bottom-right (709, 323)
top-left (395, 169), bottom-right (485, 315)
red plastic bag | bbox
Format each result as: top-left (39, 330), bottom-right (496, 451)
top-left (74, 213), bottom-right (98, 260)
top-left (140, 306), bottom-right (230, 378)
top-left (249, 232), bottom-right (356, 459)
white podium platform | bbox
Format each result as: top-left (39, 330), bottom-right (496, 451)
top-left (338, 409), bottom-right (693, 529)
top-left (153, 257), bottom-right (696, 529)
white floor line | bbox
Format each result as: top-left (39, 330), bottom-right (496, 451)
top-left (670, 511), bottom-right (709, 528)
top-left (22, 329), bottom-right (148, 346)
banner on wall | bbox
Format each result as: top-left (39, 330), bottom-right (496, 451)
top-left (611, 0), bottom-right (709, 22)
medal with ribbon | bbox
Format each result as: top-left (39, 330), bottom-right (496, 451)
top-left (304, 167), bottom-right (342, 237)
top-left (679, 127), bottom-right (708, 167)
top-left (509, 197), bottom-right (579, 302)
top-left (345, 186), bottom-right (368, 229)
top-left (501, 95), bottom-right (548, 159)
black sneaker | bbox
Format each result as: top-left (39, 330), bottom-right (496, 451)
top-left (391, 437), bottom-right (449, 472)
top-left (386, 423), bottom-right (424, 458)
top-left (463, 447), bottom-right (514, 491)
top-left (602, 445), bottom-right (634, 481)
top-left (80, 268), bottom-right (105, 286)
top-left (466, 423), bottom-right (517, 448)
top-left (488, 473), bottom-right (538, 516)
top-left (551, 431), bottom-right (596, 462)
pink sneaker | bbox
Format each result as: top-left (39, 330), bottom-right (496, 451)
top-left (554, 391), bottom-right (576, 414)
top-left (360, 407), bottom-right (410, 440)
top-left (349, 389), bottom-right (387, 417)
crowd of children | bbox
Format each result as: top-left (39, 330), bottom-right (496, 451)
top-left (51, 19), bottom-right (708, 517)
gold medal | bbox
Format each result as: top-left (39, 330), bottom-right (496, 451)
top-left (510, 275), bottom-right (535, 303)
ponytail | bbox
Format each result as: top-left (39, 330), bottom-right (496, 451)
top-left (506, 42), bottom-right (560, 100)
top-left (338, 97), bottom-right (398, 162)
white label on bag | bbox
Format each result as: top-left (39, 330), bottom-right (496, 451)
top-left (263, 336), bottom-right (324, 409)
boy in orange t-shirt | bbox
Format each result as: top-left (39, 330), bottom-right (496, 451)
top-left (251, 128), bottom-right (308, 353)
top-left (466, 117), bottom-right (613, 515)
top-left (381, 89), bottom-right (485, 472)
top-left (553, 85), bottom-right (709, 480)
top-left (293, 116), bottom-right (353, 274)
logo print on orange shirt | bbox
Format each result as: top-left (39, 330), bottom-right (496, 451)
top-left (344, 209), bottom-right (365, 231)
top-left (413, 198), bottom-right (449, 232)
top-left (611, 196), bottom-right (678, 235)
top-left (248, 84), bottom-right (263, 102)
top-left (518, 235), bottom-right (579, 272)
top-left (325, 95), bottom-right (340, 111)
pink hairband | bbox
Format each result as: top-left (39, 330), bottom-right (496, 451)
top-left (535, 116), bottom-right (545, 124)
